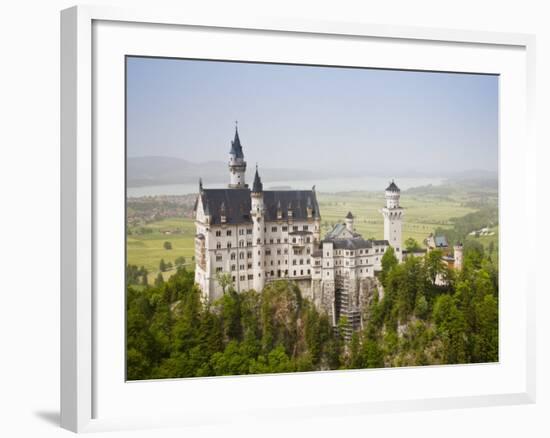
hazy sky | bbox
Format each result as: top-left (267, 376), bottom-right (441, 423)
top-left (126, 56), bottom-right (498, 175)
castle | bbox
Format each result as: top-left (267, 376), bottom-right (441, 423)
top-left (193, 127), bottom-right (404, 330)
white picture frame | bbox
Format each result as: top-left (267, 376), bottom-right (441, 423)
top-left (60, 4), bottom-right (536, 433)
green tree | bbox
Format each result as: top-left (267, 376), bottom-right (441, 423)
top-left (159, 258), bottom-right (167, 272)
top-left (163, 241), bottom-right (172, 250)
top-left (405, 237), bottom-right (421, 252)
top-left (175, 256), bottom-right (186, 267)
top-left (215, 271), bottom-right (233, 295)
top-left (154, 272), bottom-right (164, 287)
top-left (381, 246), bottom-right (398, 286)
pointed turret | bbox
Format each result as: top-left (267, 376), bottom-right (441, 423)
top-left (252, 165), bottom-right (263, 193)
top-left (199, 177), bottom-right (203, 193)
top-left (228, 122), bottom-right (247, 188)
top-left (345, 211), bottom-right (354, 232)
top-left (229, 125), bottom-right (244, 159)
top-left (385, 179), bottom-right (400, 192)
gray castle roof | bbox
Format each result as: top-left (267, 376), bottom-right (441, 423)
top-left (345, 211), bottom-right (354, 219)
top-left (323, 221), bottom-right (388, 250)
top-left (386, 180), bottom-right (400, 192)
top-left (229, 128), bottom-right (244, 159)
top-left (324, 238), bottom-right (389, 250)
top-left (196, 188), bottom-right (320, 225)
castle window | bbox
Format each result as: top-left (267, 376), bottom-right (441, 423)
top-left (227, 242), bottom-right (232, 249)
top-left (300, 259), bottom-right (303, 265)
top-left (271, 270), bottom-right (274, 276)
top-left (239, 252), bottom-right (244, 259)
top-left (247, 241), bottom-right (252, 247)
top-left (307, 269), bottom-right (310, 275)
top-left (284, 238), bottom-right (288, 243)
top-left (285, 270), bottom-right (288, 276)
top-left (239, 229), bottom-right (244, 235)
top-left (216, 242), bottom-right (221, 249)
top-left (284, 249), bottom-right (288, 255)
top-left (282, 226), bottom-right (288, 232)
top-left (293, 270), bottom-right (296, 276)
top-left (271, 260), bottom-right (274, 265)
top-left (303, 225), bottom-right (308, 231)
top-left (239, 240), bottom-right (244, 247)
top-left (246, 229), bottom-right (252, 235)
top-left (300, 270), bottom-right (303, 275)
top-left (240, 275), bottom-right (245, 281)
top-left (232, 276), bottom-right (236, 281)
top-left (270, 239), bottom-right (274, 244)
top-left (306, 248), bottom-right (310, 254)
top-left (239, 265), bottom-right (244, 270)
top-left (257, 238), bottom-right (261, 244)
top-left (216, 267), bottom-right (223, 273)
top-left (215, 230), bottom-right (221, 237)
top-left (231, 265), bottom-right (236, 271)
top-left (216, 255), bottom-right (222, 261)
top-left (293, 260), bottom-right (297, 265)
top-left (264, 227), bottom-right (267, 232)
top-left (292, 238), bottom-right (296, 243)
top-left (247, 263), bottom-right (252, 269)
top-left (248, 274), bottom-right (253, 280)
top-left (271, 226), bottom-right (277, 232)
top-left (266, 249), bottom-right (271, 256)
top-left (231, 253), bottom-right (236, 260)
top-left (278, 260), bottom-right (281, 265)
top-left (247, 251), bottom-right (252, 258)
top-left (277, 249), bottom-right (281, 255)
top-left (226, 230), bottom-right (232, 236)
top-left (293, 226), bottom-right (298, 231)
top-left (277, 238), bottom-right (281, 244)
top-left (326, 272), bottom-right (329, 276)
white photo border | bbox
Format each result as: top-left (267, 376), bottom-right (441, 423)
top-left (60, 5), bottom-right (536, 433)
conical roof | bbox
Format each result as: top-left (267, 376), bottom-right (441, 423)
top-left (252, 166), bottom-right (263, 192)
top-left (229, 127), bottom-right (244, 158)
top-left (385, 180), bottom-right (400, 192)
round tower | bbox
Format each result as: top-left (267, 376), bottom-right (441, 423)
top-left (345, 211), bottom-right (354, 232)
top-left (380, 180), bottom-right (404, 261)
top-left (251, 166), bottom-right (265, 292)
top-left (453, 243), bottom-right (464, 271)
top-left (228, 123), bottom-right (247, 188)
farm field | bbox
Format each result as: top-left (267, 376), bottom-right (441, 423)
top-left (317, 190), bottom-right (476, 244)
top-left (127, 184), bottom-right (495, 282)
top-left (127, 218), bottom-right (196, 283)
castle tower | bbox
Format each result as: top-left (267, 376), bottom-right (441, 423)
top-left (251, 166), bottom-right (265, 292)
top-left (454, 243), bottom-right (464, 271)
top-left (380, 180), bottom-right (404, 261)
top-left (228, 123), bottom-right (247, 188)
top-left (345, 211), bottom-right (354, 232)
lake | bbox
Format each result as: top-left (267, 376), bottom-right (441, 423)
top-left (127, 175), bottom-right (445, 198)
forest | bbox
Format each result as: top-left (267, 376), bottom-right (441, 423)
top-left (126, 240), bottom-right (498, 380)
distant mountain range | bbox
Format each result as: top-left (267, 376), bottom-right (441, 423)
top-left (127, 156), bottom-right (328, 187)
top-left (127, 156), bottom-right (497, 188)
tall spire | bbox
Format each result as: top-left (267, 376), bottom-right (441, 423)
top-left (252, 164), bottom-right (263, 193)
top-left (229, 122), bottom-right (244, 159)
